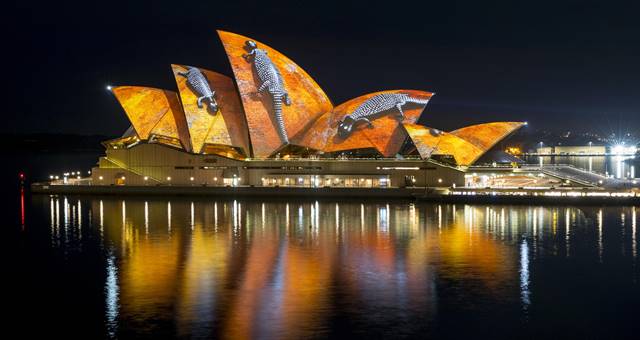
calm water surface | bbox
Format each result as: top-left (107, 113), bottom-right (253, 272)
top-left (5, 152), bottom-right (640, 338)
top-left (9, 194), bottom-right (640, 338)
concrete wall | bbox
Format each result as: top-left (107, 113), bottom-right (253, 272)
top-left (91, 143), bottom-right (465, 188)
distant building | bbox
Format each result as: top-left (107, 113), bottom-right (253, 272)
top-left (536, 145), bottom-right (606, 155)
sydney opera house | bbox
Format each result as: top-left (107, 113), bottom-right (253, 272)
top-left (89, 31), bottom-right (525, 189)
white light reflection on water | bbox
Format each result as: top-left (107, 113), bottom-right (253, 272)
top-left (520, 238), bottom-right (530, 310)
top-left (633, 207), bottom-right (637, 259)
top-left (167, 201), bottom-right (172, 233)
top-left (261, 203), bottom-right (265, 230)
top-left (598, 209), bottom-right (603, 262)
top-left (63, 197), bottom-right (69, 243)
top-left (105, 250), bottom-right (119, 338)
top-left (144, 201), bottom-right (149, 235)
top-left (50, 197), bottom-right (55, 246)
top-left (99, 200), bottom-right (104, 238)
top-left (298, 204), bottom-right (304, 231)
top-left (77, 200), bottom-right (82, 238)
top-left (622, 212), bottom-right (626, 255)
top-left (34, 197), bottom-right (640, 338)
top-left (378, 204), bottom-right (389, 234)
top-left (215, 202), bottom-right (219, 231)
top-left (566, 209), bottom-right (571, 257)
top-left (190, 201), bottom-right (195, 231)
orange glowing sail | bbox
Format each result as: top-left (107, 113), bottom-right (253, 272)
top-left (450, 122), bottom-right (525, 152)
top-left (298, 90), bottom-right (432, 156)
top-left (403, 122), bottom-right (525, 166)
top-left (218, 30), bottom-right (333, 158)
top-left (171, 64), bottom-right (250, 156)
top-left (111, 86), bottom-right (191, 150)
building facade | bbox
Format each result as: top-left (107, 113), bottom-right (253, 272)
top-left (89, 31), bottom-right (525, 189)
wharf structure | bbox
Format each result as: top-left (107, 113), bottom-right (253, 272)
top-left (33, 31), bottom-right (640, 200)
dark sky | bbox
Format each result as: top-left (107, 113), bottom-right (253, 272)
top-left (4, 0), bottom-right (640, 136)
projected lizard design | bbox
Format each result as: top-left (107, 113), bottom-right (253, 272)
top-left (178, 67), bottom-right (218, 113)
top-left (337, 93), bottom-right (430, 138)
top-left (243, 40), bottom-right (292, 144)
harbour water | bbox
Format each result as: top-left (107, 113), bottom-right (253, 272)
top-left (9, 194), bottom-right (640, 338)
top-left (5, 152), bottom-right (640, 338)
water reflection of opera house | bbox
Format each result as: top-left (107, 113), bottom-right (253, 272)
top-left (44, 195), bottom-right (636, 337)
top-left (83, 30), bottom-right (528, 190)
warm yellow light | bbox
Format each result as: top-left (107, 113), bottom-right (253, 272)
top-left (144, 176), bottom-right (148, 181)
top-left (121, 176), bottom-right (126, 180)
top-left (190, 177), bottom-right (194, 181)
top-left (505, 146), bottom-right (522, 155)
top-left (438, 178), bottom-right (443, 183)
top-left (167, 177), bottom-right (171, 181)
top-left (99, 176), bottom-right (103, 180)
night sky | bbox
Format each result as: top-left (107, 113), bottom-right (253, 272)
top-left (5, 0), bottom-right (640, 136)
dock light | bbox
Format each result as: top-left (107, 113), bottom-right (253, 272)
top-left (438, 178), bottom-right (443, 183)
top-left (144, 176), bottom-right (148, 181)
top-left (190, 177), bottom-right (194, 181)
top-left (77, 176), bottom-right (81, 180)
top-left (49, 175), bottom-right (54, 180)
top-left (99, 176), bottom-right (103, 180)
top-left (71, 172), bottom-right (75, 175)
top-left (167, 176), bottom-right (171, 181)
top-left (214, 177), bottom-right (218, 181)
top-left (55, 176), bottom-right (59, 180)
top-left (87, 171), bottom-right (91, 175)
